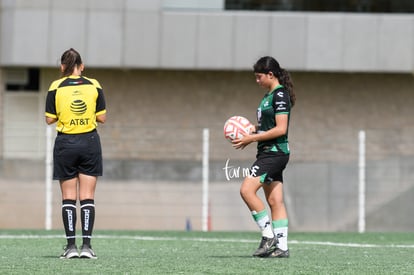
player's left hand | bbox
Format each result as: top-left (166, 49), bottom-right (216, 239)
top-left (232, 133), bottom-right (253, 149)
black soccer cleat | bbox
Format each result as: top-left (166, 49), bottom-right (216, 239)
top-left (79, 244), bottom-right (97, 259)
top-left (266, 248), bottom-right (290, 258)
top-left (252, 236), bottom-right (277, 257)
top-left (60, 244), bottom-right (79, 259)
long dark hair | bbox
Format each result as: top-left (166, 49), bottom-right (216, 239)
top-left (253, 56), bottom-right (296, 107)
top-left (60, 48), bottom-right (83, 77)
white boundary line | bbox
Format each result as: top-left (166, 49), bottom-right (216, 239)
top-left (1, 234), bottom-right (414, 248)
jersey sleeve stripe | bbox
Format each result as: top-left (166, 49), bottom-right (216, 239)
top-left (96, 110), bottom-right (106, 116)
top-left (45, 112), bottom-right (57, 118)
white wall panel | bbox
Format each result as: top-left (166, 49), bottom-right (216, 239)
top-left (1, 2), bottom-right (414, 72)
top-left (49, 10), bottom-right (87, 65)
top-left (343, 15), bottom-right (378, 71)
top-left (162, 0), bottom-right (224, 10)
top-left (377, 15), bottom-right (414, 72)
top-left (1, 0), bottom-right (50, 8)
top-left (270, 13), bottom-right (307, 70)
top-left (88, 0), bottom-right (124, 11)
top-left (86, 11), bottom-right (123, 67)
top-left (50, 0), bottom-right (88, 9)
top-left (233, 13), bottom-right (271, 68)
top-left (0, 11), bottom-right (14, 64)
top-left (306, 14), bottom-right (343, 71)
top-left (3, 93), bottom-right (43, 159)
top-left (126, 0), bottom-right (162, 11)
top-left (160, 13), bottom-right (198, 68)
top-left (1, 9), bottom-right (49, 65)
top-left (196, 13), bottom-right (233, 69)
top-left (124, 12), bottom-right (161, 67)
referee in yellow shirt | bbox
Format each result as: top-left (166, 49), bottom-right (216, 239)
top-left (45, 48), bottom-right (106, 259)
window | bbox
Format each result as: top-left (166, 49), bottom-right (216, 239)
top-left (225, 0), bottom-right (414, 13)
top-left (5, 68), bottom-right (40, 92)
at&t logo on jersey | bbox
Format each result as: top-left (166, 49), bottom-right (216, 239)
top-left (70, 118), bottom-right (90, 126)
top-left (70, 99), bottom-right (90, 126)
top-left (70, 99), bottom-right (87, 115)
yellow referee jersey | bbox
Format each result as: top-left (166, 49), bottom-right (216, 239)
top-left (45, 76), bottom-right (106, 134)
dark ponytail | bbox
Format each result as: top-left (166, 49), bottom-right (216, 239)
top-left (253, 56), bottom-right (296, 107)
top-left (278, 68), bottom-right (296, 107)
top-left (60, 48), bottom-right (83, 77)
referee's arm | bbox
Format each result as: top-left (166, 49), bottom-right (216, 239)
top-left (45, 116), bottom-right (57, 125)
top-left (96, 113), bottom-right (106, 124)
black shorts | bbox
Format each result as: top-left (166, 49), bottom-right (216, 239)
top-left (53, 130), bottom-right (103, 180)
top-left (250, 152), bottom-right (289, 184)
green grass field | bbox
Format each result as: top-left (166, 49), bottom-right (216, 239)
top-left (1, 230), bottom-right (414, 274)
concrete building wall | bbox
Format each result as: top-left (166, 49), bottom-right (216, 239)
top-left (70, 69), bottom-right (414, 163)
top-left (1, 1), bottom-right (414, 72)
top-left (3, 67), bottom-right (414, 180)
top-left (1, 67), bottom-right (413, 232)
top-left (1, 1), bottom-right (414, 231)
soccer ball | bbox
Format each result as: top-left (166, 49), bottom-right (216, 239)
top-left (223, 116), bottom-right (254, 142)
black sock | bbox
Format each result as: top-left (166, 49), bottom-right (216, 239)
top-left (62, 200), bottom-right (77, 246)
top-left (80, 199), bottom-right (95, 246)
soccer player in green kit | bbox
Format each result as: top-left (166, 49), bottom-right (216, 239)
top-left (233, 56), bottom-right (296, 258)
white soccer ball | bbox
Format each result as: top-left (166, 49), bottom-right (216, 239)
top-left (223, 116), bottom-right (254, 142)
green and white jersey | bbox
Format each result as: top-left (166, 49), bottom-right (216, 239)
top-left (256, 85), bottom-right (291, 155)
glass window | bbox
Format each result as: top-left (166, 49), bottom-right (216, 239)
top-left (225, 0), bottom-right (414, 13)
top-left (5, 68), bottom-right (40, 92)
